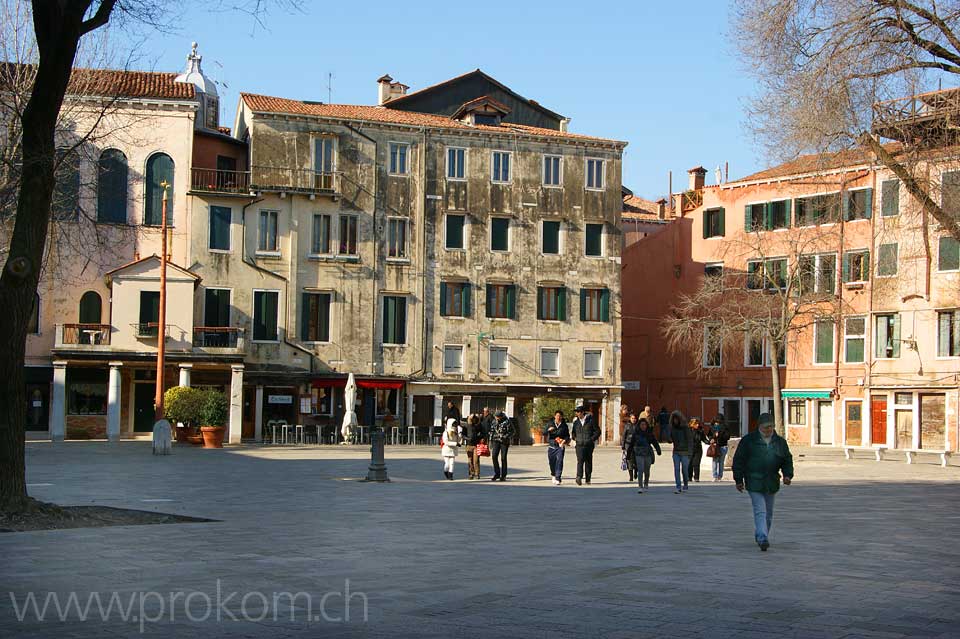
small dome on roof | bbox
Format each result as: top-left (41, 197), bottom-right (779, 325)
top-left (174, 42), bottom-right (218, 97)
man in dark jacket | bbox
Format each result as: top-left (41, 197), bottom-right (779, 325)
top-left (488, 411), bottom-right (515, 481)
top-left (669, 410), bottom-right (692, 493)
top-left (543, 411), bottom-right (571, 485)
top-left (733, 413), bottom-right (794, 551)
top-left (572, 405), bottom-right (600, 485)
top-left (480, 407), bottom-right (496, 434)
top-left (445, 400), bottom-right (462, 423)
top-left (657, 407), bottom-right (671, 443)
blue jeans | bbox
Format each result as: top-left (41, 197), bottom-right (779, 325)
top-left (672, 453), bottom-right (690, 490)
top-left (712, 446), bottom-right (728, 479)
top-left (547, 446), bottom-right (565, 479)
top-left (749, 491), bottom-right (776, 543)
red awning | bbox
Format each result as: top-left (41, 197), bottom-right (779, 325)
top-left (356, 379), bottom-right (404, 390)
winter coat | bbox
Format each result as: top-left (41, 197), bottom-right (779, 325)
top-left (690, 427), bottom-right (709, 457)
top-left (623, 424), bottom-right (661, 457)
top-left (489, 417), bottom-right (515, 444)
top-left (669, 411), bottom-right (693, 455)
top-left (543, 420), bottom-right (571, 448)
top-left (441, 429), bottom-right (461, 458)
top-left (446, 405), bottom-right (462, 422)
top-left (710, 426), bottom-right (731, 448)
top-left (572, 413), bottom-right (600, 446)
top-left (481, 413), bottom-right (497, 434)
top-left (462, 420), bottom-right (487, 446)
top-left (732, 430), bottom-right (794, 494)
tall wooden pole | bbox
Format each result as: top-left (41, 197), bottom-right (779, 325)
top-left (154, 181), bottom-right (169, 421)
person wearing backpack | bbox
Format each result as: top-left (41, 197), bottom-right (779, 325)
top-left (489, 411), bottom-right (515, 481)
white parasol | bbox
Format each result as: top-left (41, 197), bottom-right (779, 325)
top-left (341, 373), bottom-right (358, 443)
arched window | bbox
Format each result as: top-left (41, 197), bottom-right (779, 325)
top-left (79, 291), bottom-right (102, 324)
top-left (27, 293), bottom-right (39, 334)
top-left (144, 153), bottom-right (174, 226)
top-left (97, 149), bottom-right (128, 223)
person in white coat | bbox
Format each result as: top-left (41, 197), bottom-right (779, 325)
top-left (441, 418), bottom-right (461, 480)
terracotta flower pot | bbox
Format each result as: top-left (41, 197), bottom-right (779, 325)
top-left (200, 425), bottom-right (226, 448)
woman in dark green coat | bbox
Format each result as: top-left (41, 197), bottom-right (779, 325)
top-left (733, 413), bottom-right (794, 551)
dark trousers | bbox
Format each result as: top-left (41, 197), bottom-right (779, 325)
top-left (547, 445), bottom-right (565, 479)
top-left (690, 447), bottom-right (703, 481)
top-left (576, 443), bottom-right (595, 481)
top-left (491, 441), bottom-right (509, 479)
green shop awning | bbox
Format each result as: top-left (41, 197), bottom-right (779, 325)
top-left (781, 390), bottom-right (832, 399)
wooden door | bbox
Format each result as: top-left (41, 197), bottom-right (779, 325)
top-left (870, 396), bottom-right (887, 445)
top-left (241, 386), bottom-right (255, 439)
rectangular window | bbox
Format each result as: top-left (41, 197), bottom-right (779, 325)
top-left (939, 236), bottom-right (960, 271)
top-left (543, 155), bottom-right (562, 186)
top-left (874, 313), bottom-right (901, 359)
top-left (586, 158), bottom-right (604, 189)
top-left (445, 214), bottom-right (466, 250)
top-left (301, 292), bottom-right (331, 342)
top-left (795, 193), bottom-right (840, 226)
top-left (440, 281), bottom-right (471, 318)
top-left (745, 203), bottom-right (765, 232)
top-left (799, 253), bottom-right (837, 296)
top-left (311, 213), bottom-right (332, 255)
top-left (877, 243), bottom-right (898, 277)
top-left (253, 290), bottom-right (279, 341)
top-left (382, 296), bottom-right (407, 345)
top-left (139, 290), bottom-right (160, 328)
top-left (881, 179), bottom-right (900, 217)
top-left (814, 319), bottom-right (835, 364)
top-left (540, 348), bottom-right (560, 377)
top-left (749, 258), bottom-right (787, 290)
top-left (537, 286), bottom-right (566, 321)
top-left (52, 150), bottom-right (80, 221)
top-left (746, 334), bottom-right (785, 366)
top-left (542, 220), bottom-right (561, 254)
top-left (703, 207), bottom-right (725, 238)
top-left (204, 288), bottom-right (231, 328)
top-left (209, 206), bottom-right (231, 251)
top-left (491, 151), bottom-right (511, 183)
top-left (787, 400), bottom-right (806, 426)
top-left (767, 200), bottom-right (789, 230)
top-left (376, 389), bottom-right (399, 417)
top-left (258, 210), bottom-right (278, 252)
top-left (584, 223), bottom-right (603, 257)
top-left (338, 214), bottom-right (358, 255)
top-left (845, 188), bottom-right (873, 221)
top-left (387, 218), bottom-right (407, 258)
top-left (843, 250), bottom-right (870, 283)
top-left (486, 283), bottom-right (517, 319)
top-left (446, 147), bottom-right (466, 180)
top-left (580, 288), bottom-right (610, 322)
top-left (66, 368), bottom-right (108, 415)
top-left (443, 345), bottom-right (464, 374)
top-left (844, 316), bottom-right (866, 363)
top-left (490, 217), bottom-right (510, 252)
top-left (489, 345), bottom-right (509, 375)
top-left (389, 142), bottom-right (409, 175)
top-left (583, 349), bottom-right (603, 377)
top-left (937, 310), bottom-right (960, 357)
top-left (313, 137), bottom-right (336, 190)
top-left (703, 324), bottom-right (722, 368)
top-left (704, 263), bottom-right (723, 278)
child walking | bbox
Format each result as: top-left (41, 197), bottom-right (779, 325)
top-left (441, 418), bottom-right (461, 480)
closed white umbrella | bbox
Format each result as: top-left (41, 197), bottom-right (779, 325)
top-left (341, 373), bottom-right (358, 443)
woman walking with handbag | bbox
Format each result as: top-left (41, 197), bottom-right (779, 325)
top-left (621, 413), bottom-right (640, 482)
top-left (632, 417), bottom-right (661, 493)
top-left (440, 418), bottom-right (461, 480)
top-left (708, 415), bottom-right (731, 481)
top-left (688, 418), bottom-right (709, 482)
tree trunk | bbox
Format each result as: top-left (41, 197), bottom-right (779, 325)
top-left (769, 342), bottom-right (784, 437)
top-left (0, 2), bottom-right (92, 513)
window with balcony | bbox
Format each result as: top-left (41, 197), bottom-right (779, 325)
top-left (492, 151), bottom-right (511, 183)
top-left (537, 286), bottom-right (566, 321)
top-left (258, 210), bottom-right (279, 252)
top-left (204, 288), bottom-right (231, 327)
top-left (584, 223), bottom-right (603, 257)
top-left (253, 290), bottom-right (279, 342)
top-left (445, 214), bottom-right (465, 250)
top-left (382, 296), bottom-right (407, 345)
top-left (580, 288), bottom-right (610, 322)
top-left (844, 316), bottom-right (866, 363)
top-left (543, 155), bottom-right (562, 186)
top-left (583, 349), bottom-right (603, 377)
top-left (881, 179), bottom-right (900, 217)
top-left (877, 243), bottom-right (898, 277)
top-left (490, 217), bottom-right (510, 252)
top-left (387, 217), bottom-right (407, 259)
top-left (338, 214), bottom-right (358, 255)
top-left (938, 310), bottom-right (960, 357)
top-left (447, 147), bottom-right (466, 180)
top-left (489, 345), bottom-right (509, 376)
top-left (301, 292), bottom-right (331, 342)
top-left (540, 347), bottom-right (560, 377)
top-left (313, 137), bottom-right (336, 188)
top-left (843, 250), bottom-right (870, 283)
top-left (443, 345), bottom-right (464, 374)
top-left (874, 313), bottom-right (900, 359)
top-left (703, 207), bottom-right (725, 238)
top-left (486, 283), bottom-right (516, 319)
top-left (585, 158), bottom-right (604, 190)
top-left (209, 206), bottom-right (231, 251)
top-left (312, 214), bottom-right (332, 255)
top-left (939, 236), bottom-right (959, 271)
top-left (542, 220), bottom-right (561, 255)
top-left (389, 142), bottom-right (409, 175)
top-left (139, 290), bottom-right (160, 337)
top-left (144, 152), bottom-right (174, 226)
top-left (814, 319), bottom-right (835, 364)
top-left (440, 281), bottom-right (471, 318)
top-left (97, 149), bottom-right (127, 224)
top-left (79, 291), bottom-right (102, 324)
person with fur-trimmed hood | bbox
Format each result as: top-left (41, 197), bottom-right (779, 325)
top-left (440, 418), bottom-right (461, 480)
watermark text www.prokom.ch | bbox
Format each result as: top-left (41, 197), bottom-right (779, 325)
top-left (8, 579), bottom-right (367, 632)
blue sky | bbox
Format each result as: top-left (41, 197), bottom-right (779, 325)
top-left (134, 0), bottom-right (760, 198)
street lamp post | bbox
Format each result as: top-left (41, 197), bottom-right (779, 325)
top-left (154, 181), bottom-right (169, 421)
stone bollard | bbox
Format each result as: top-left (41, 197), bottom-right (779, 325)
top-left (365, 427), bottom-right (390, 482)
top-left (153, 419), bottom-right (172, 455)
top-left (725, 437), bottom-right (740, 470)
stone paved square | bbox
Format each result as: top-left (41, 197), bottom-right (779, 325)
top-left (1, 442), bottom-right (958, 638)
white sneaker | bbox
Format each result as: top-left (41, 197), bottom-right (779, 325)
top-left (552, 477), bottom-right (559, 485)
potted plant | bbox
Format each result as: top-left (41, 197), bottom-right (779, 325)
top-left (523, 397), bottom-right (577, 445)
top-left (164, 386), bottom-right (204, 443)
top-left (199, 389), bottom-right (229, 448)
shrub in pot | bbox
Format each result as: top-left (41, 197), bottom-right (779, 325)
top-left (164, 386), bottom-right (205, 442)
top-left (523, 397), bottom-right (577, 444)
top-left (199, 389), bottom-right (229, 448)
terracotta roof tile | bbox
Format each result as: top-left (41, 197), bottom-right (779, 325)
top-left (623, 195), bottom-right (661, 217)
top-left (68, 68), bottom-right (195, 100)
top-left (733, 144), bottom-right (903, 183)
top-left (240, 93), bottom-right (625, 145)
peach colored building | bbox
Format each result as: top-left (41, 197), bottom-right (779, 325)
top-left (623, 150), bottom-right (960, 458)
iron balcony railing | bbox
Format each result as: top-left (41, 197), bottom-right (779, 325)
top-left (133, 323), bottom-right (170, 339)
top-left (193, 326), bottom-right (244, 349)
top-left (55, 323), bottom-right (111, 347)
top-left (250, 166), bottom-right (341, 195)
top-left (190, 167), bottom-right (251, 194)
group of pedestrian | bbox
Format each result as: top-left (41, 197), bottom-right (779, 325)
top-left (439, 404), bottom-right (516, 481)
top-left (542, 405), bottom-right (600, 485)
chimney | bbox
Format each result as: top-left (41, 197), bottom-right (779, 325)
top-left (688, 166), bottom-right (706, 191)
top-left (656, 198), bottom-right (667, 220)
top-left (559, 118), bottom-right (570, 133)
top-left (377, 74), bottom-right (408, 105)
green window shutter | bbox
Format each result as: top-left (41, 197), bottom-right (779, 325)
top-left (718, 208), bottom-right (725, 236)
top-left (383, 298), bottom-right (395, 343)
top-left (558, 287), bottom-right (567, 321)
top-left (784, 200), bottom-right (792, 228)
top-left (863, 252), bottom-right (870, 281)
top-left (536, 287), bottom-right (544, 320)
top-left (462, 283), bottom-right (471, 317)
top-left (842, 253), bottom-right (850, 282)
top-left (763, 202), bottom-right (771, 230)
top-left (939, 313), bottom-right (951, 357)
top-left (891, 314), bottom-right (900, 358)
top-left (702, 212), bottom-right (708, 239)
top-left (579, 289), bottom-right (587, 321)
top-left (744, 204), bottom-right (752, 232)
top-left (485, 284), bottom-right (494, 318)
top-left (439, 283), bottom-right (447, 317)
top-left (842, 192), bottom-right (850, 221)
top-left (881, 180), bottom-right (900, 217)
top-left (507, 285), bottom-right (516, 319)
top-left (864, 188), bottom-right (873, 219)
top-left (939, 236), bottom-right (960, 271)
top-left (600, 289), bottom-right (610, 322)
top-left (301, 293), bottom-right (311, 341)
